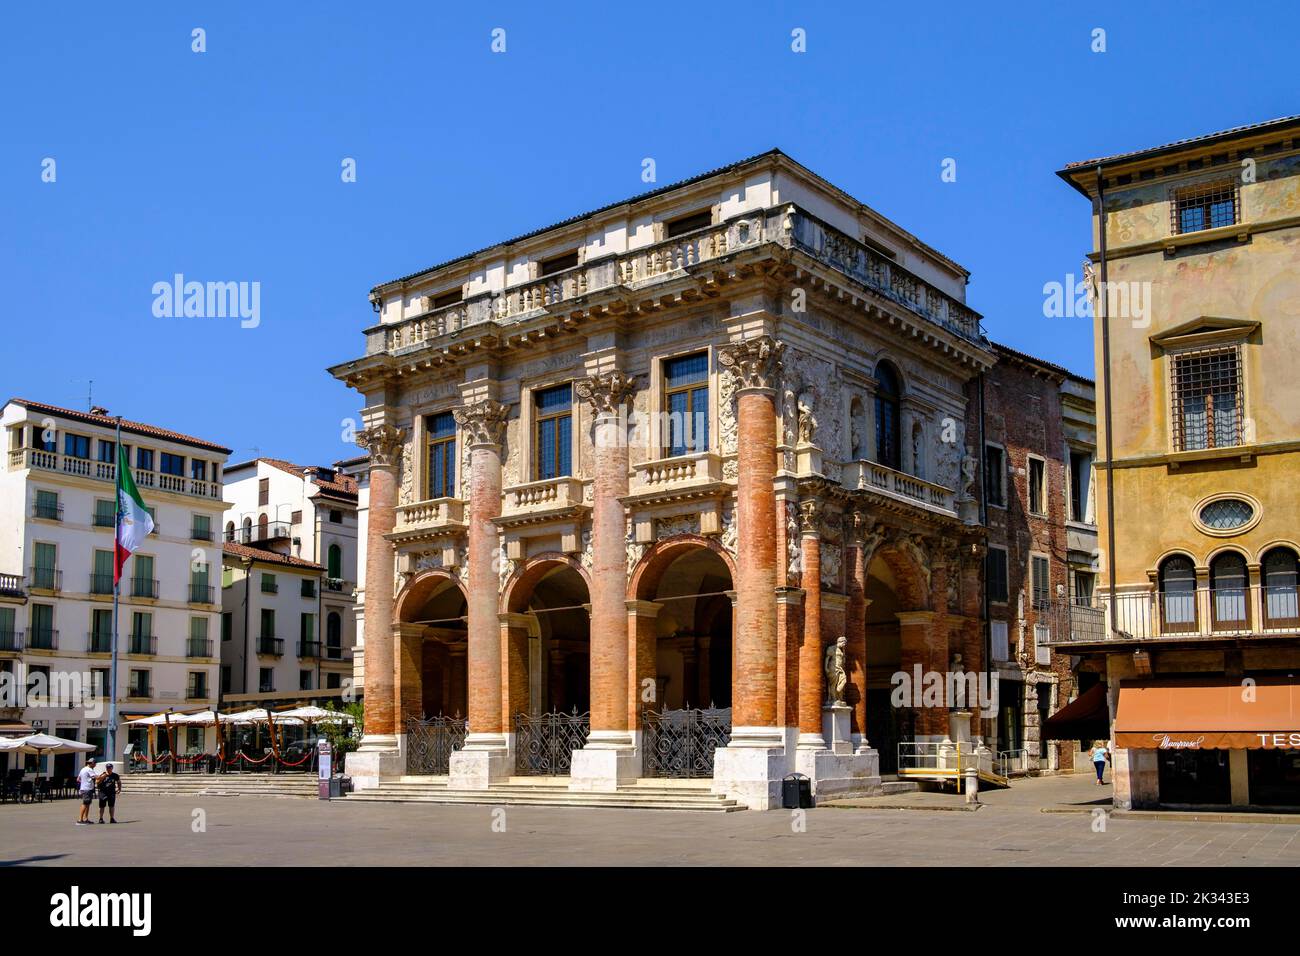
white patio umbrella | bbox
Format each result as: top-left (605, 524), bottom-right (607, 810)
top-left (12, 733), bottom-right (96, 756)
top-left (273, 706), bottom-right (349, 723)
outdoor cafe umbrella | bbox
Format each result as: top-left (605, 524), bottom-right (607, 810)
top-left (272, 706), bottom-right (349, 723)
top-left (7, 733), bottom-right (96, 757)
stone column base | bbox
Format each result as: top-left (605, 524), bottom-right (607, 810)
top-left (569, 730), bottom-right (638, 792)
top-left (346, 734), bottom-right (403, 792)
top-left (794, 746), bottom-right (882, 800)
top-left (710, 726), bottom-right (791, 810)
top-left (448, 733), bottom-right (512, 790)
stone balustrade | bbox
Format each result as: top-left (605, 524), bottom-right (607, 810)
top-left (502, 476), bottom-right (585, 516)
top-left (7, 448), bottom-right (223, 501)
top-left (631, 452), bottom-right (724, 491)
top-left (840, 460), bottom-right (956, 515)
top-left (394, 497), bottom-right (466, 531)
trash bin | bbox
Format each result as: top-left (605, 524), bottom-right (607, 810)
top-left (328, 776), bottom-right (343, 799)
top-left (782, 772), bottom-right (813, 809)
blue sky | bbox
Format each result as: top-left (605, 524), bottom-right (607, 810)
top-left (1, 2), bottom-right (1294, 465)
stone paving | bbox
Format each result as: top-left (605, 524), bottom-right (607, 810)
top-left (2, 772), bottom-right (1297, 867)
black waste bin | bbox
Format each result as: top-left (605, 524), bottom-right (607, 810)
top-left (781, 772), bottom-right (813, 809)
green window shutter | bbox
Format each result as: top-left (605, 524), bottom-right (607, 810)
top-left (93, 609), bottom-right (112, 638)
top-left (0, 607), bottom-right (14, 632)
top-left (94, 498), bottom-right (115, 525)
top-left (34, 542), bottom-right (56, 570)
top-left (190, 617), bottom-right (208, 640)
top-left (93, 549), bottom-right (114, 578)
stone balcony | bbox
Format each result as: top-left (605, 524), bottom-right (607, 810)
top-left (363, 206), bottom-right (986, 359)
top-left (8, 447), bottom-right (223, 501)
top-left (502, 476), bottom-right (586, 518)
top-left (388, 497), bottom-right (466, 545)
top-left (840, 460), bottom-right (956, 517)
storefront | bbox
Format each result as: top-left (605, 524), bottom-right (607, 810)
top-left (1114, 677), bottom-right (1300, 809)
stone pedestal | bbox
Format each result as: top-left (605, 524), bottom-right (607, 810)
top-left (711, 727), bottom-right (789, 810)
top-left (448, 733), bottom-right (512, 790)
top-left (569, 730), bottom-right (638, 792)
top-left (823, 703), bottom-right (852, 755)
top-left (793, 704), bottom-right (882, 799)
top-left (794, 442), bottom-right (822, 477)
top-left (346, 734), bottom-right (403, 791)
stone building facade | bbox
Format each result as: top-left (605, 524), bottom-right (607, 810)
top-left (329, 150), bottom-right (995, 808)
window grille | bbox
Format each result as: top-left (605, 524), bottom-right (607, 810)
top-left (1171, 180), bottom-right (1238, 234)
top-left (1171, 347), bottom-right (1243, 451)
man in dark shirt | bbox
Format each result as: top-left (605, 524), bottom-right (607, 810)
top-left (96, 763), bottom-right (122, 823)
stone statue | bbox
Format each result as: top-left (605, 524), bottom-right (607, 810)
top-left (824, 635), bottom-right (848, 706)
top-left (960, 453), bottom-right (979, 496)
top-left (797, 394), bottom-right (818, 445)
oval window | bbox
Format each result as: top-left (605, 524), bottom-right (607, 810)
top-left (1199, 498), bottom-right (1254, 531)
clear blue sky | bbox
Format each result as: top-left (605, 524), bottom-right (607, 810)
top-left (2, 2), bottom-right (1294, 465)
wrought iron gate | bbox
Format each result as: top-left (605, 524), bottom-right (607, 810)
top-left (513, 709), bottom-right (590, 776)
top-left (404, 715), bottom-right (467, 774)
top-left (641, 706), bottom-right (732, 778)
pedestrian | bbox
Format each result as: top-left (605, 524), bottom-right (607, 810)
top-left (1089, 740), bottom-right (1109, 785)
top-left (75, 757), bottom-right (99, 825)
top-left (96, 762), bottom-right (122, 823)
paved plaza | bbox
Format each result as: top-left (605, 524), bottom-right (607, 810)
top-left (2, 774), bottom-right (1298, 867)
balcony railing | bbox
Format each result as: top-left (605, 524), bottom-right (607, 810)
top-left (502, 476), bottom-right (584, 516)
top-left (0, 573), bottom-right (24, 597)
top-left (393, 497), bottom-right (466, 534)
top-left (190, 526), bottom-right (214, 542)
top-left (186, 684), bottom-right (209, 700)
top-left (297, 640), bottom-right (322, 658)
top-left (227, 521), bottom-right (292, 545)
top-left (32, 501), bottom-right (63, 521)
top-left (365, 206), bottom-right (986, 359)
top-left (186, 637), bottom-right (214, 658)
top-left (325, 577), bottom-right (346, 592)
top-left (261, 579), bottom-right (279, 594)
top-left (92, 510), bottom-right (116, 528)
top-left (840, 460), bottom-right (956, 515)
top-left (8, 448), bottom-right (222, 500)
top-left (87, 632), bottom-right (113, 654)
top-left (128, 634), bottom-right (157, 655)
top-left (131, 577), bottom-right (159, 599)
top-left (29, 567), bottom-right (61, 592)
top-left (631, 452), bottom-right (724, 492)
top-left (0, 629), bottom-right (21, 651)
top-left (1052, 586), bottom-right (1300, 643)
top-left (188, 584), bottom-right (215, 605)
top-left (127, 684), bottom-right (151, 699)
top-left (257, 636), bottom-right (284, 656)
top-left (28, 629), bottom-right (58, 650)
top-left (90, 573), bottom-right (115, 595)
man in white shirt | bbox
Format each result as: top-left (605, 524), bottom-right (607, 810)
top-left (75, 757), bottom-right (100, 825)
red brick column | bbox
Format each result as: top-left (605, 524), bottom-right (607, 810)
top-left (797, 500), bottom-right (825, 742)
top-left (575, 372), bottom-right (636, 735)
top-left (356, 423), bottom-right (405, 739)
top-left (500, 614), bottom-right (532, 729)
top-left (719, 337), bottom-right (784, 731)
top-left (627, 601), bottom-right (661, 727)
top-left (453, 400), bottom-right (508, 739)
top-left (393, 623), bottom-right (426, 728)
top-left (897, 610), bottom-right (935, 736)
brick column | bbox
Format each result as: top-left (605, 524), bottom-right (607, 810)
top-left (571, 371), bottom-right (639, 790)
top-left (393, 623), bottom-right (427, 728)
top-left (627, 601), bottom-right (662, 727)
top-left (797, 500), bottom-right (826, 747)
top-left (897, 610), bottom-right (936, 737)
top-left (447, 399), bottom-right (510, 789)
top-left (712, 335), bottom-right (786, 809)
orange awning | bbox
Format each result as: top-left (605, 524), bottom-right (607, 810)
top-left (1043, 682), bottom-right (1110, 741)
top-left (1114, 678), bottom-right (1300, 750)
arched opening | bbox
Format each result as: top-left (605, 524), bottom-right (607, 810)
top-left (509, 561), bottom-right (592, 715)
top-left (874, 361), bottom-right (902, 470)
top-left (864, 555), bottom-right (905, 773)
top-left (1158, 554), bottom-right (1198, 634)
top-left (257, 513), bottom-right (268, 541)
top-left (396, 571), bottom-right (469, 775)
top-left (1210, 550), bottom-right (1249, 630)
top-left (1263, 547), bottom-right (1300, 628)
top-left (224, 521), bottom-right (235, 542)
top-left (241, 516), bottom-right (252, 543)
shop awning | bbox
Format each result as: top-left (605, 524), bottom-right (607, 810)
top-left (1043, 682), bottom-right (1110, 741)
top-left (1114, 678), bottom-right (1300, 750)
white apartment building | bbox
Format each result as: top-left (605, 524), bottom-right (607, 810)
top-left (0, 399), bottom-right (230, 768)
top-left (220, 458), bottom-right (360, 704)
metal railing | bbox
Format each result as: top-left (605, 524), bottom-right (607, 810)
top-left (128, 634), bottom-right (157, 655)
top-left (513, 709), bottom-right (590, 776)
top-left (257, 636), bottom-right (284, 656)
top-left (995, 749), bottom-right (1031, 777)
top-left (1053, 586), bottom-right (1300, 643)
top-left (90, 573), bottom-right (115, 595)
top-left (27, 628), bottom-right (57, 650)
top-left (32, 501), bottom-right (63, 521)
top-left (641, 706), bottom-right (731, 778)
top-left (186, 638), bottom-right (213, 658)
top-left (0, 629), bottom-right (22, 651)
top-left (188, 583), bottom-right (215, 604)
top-left (405, 715), bottom-right (467, 774)
top-left (87, 632), bottom-right (113, 654)
top-left (131, 577), bottom-right (159, 599)
top-left (29, 567), bottom-right (61, 591)
top-left (297, 640), bottom-right (321, 659)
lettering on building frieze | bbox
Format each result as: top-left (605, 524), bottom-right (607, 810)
top-left (453, 399), bottom-right (509, 446)
top-left (357, 423), bottom-right (407, 468)
top-left (718, 336), bottom-right (784, 391)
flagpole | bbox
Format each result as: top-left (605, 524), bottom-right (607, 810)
top-left (108, 417), bottom-right (122, 764)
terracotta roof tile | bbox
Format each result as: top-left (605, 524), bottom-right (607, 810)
top-left (222, 541), bottom-right (324, 571)
top-left (8, 398), bottom-right (231, 454)
top-left (1060, 114), bottom-right (1300, 171)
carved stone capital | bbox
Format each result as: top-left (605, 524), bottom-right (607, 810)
top-left (798, 499), bottom-right (822, 536)
top-left (574, 370), bottom-right (637, 417)
top-left (453, 399), bottom-right (509, 447)
top-left (356, 423), bottom-right (407, 469)
top-left (718, 335), bottom-right (784, 392)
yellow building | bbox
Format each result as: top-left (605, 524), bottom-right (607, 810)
top-left (1057, 115), bottom-right (1300, 810)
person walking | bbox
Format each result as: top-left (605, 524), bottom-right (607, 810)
top-left (1089, 741), bottom-right (1109, 785)
top-left (75, 757), bottom-right (100, 825)
top-left (96, 762), bottom-right (122, 823)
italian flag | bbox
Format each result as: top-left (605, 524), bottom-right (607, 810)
top-left (114, 443), bottom-right (154, 584)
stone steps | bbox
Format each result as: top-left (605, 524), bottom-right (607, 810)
top-left (120, 776), bottom-right (320, 799)
top-left (346, 779), bottom-right (744, 812)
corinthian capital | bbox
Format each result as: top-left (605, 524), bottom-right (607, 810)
top-left (356, 423), bottom-right (407, 469)
top-left (798, 499), bottom-right (822, 536)
top-left (574, 370), bottom-right (637, 417)
top-left (718, 335), bottom-right (784, 391)
top-left (453, 399), bottom-right (509, 447)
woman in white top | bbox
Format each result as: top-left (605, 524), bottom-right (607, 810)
top-left (1089, 742), bottom-right (1109, 785)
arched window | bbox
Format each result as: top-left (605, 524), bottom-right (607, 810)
top-left (874, 361), bottom-right (901, 470)
top-left (1209, 551), bottom-right (1248, 629)
top-left (326, 612), bottom-right (342, 658)
top-left (1158, 554), bottom-right (1197, 634)
top-left (224, 521), bottom-right (235, 542)
top-left (1263, 547), bottom-right (1299, 627)
top-left (257, 513), bottom-right (268, 541)
top-left (327, 544), bottom-right (342, 581)
top-left (241, 516), bottom-right (252, 544)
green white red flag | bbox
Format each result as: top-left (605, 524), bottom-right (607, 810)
top-left (114, 442), bottom-right (154, 583)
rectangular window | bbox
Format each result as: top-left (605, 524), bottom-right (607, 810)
top-left (431, 288), bottom-right (462, 309)
top-left (1034, 624), bottom-right (1052, 666)
top-left (667, 210), bottom-right (712, 237)
top-left (1172, 347), bottom-right (1243, 451)
top-left (990, 620), bottom-right (1010, 662)
top-left (0, 607), bottom-right (15, 648)
top-left (129, 611), bottom-right (153, 654)
top-left (986, 547), bottom-right (1009, 604)
top-left (97, 440), bottom-right (116, 464)
top-left (91, 668), bottom-right (109, 696)
top-left (92, 549), bottom-right (114, 594)
top-left (290, 509), bottom-right (303, 525)
top-left (222, 612), bottom-right (233, 642)
top-left (534, 384), bottom-right (572, 480)
top-left (128, 669), bottom-right (150, 698)
top-left (258, 477), bottom-right (269, 506)
top-left (329, 509), bottom-right (342, 523)
top-left (160, 452), bottom-right (184, 476)
top-left (190, 459), bottom-right (207, 481)
top-left (1072, 570), bottom-right (1096, 606)
top-left (190, 562), bottom-right (211, 603)
top-left (299, 670), bottom-right (313, 691)
top-left (136, 447), bottom-right (154, 471)
top-left (984, 445), bottom-right (1005, 507)
top-left (187, 671), bottom-right (207, 700)
top-left (34, 489), bottom-right (61, 521)
top-left (93, 498), bottom-right (115, 528)
top-left (1028, 456), bottom-right (1046, 516)
top-left (261, 573), bottom-right (278, 594)
top-left (30, 604), bottom-right (55, 648)
top-left (1172, 180), bottom-right (1238, 234)
top-left (32, 542), bottom-right (57, 591)
top-left (1068, 450), bottom-right (1091, 522)
top-left (258, 668), bottom-right (274, 693)
top-left (63, 434), bottom-right (89, 459)
top-left (539, 250), bottom-right (578, 276)
top-left (301, 613), bottom-right (315, 642)
top-left (1031, 554), bottom-right (1051, 610)
top-left (260, 608), bottom-right (275, 637)
top-left (191, 514), bottom-right (212, 541)
top-left (326, 673), bottom-right (341, 690)
top-left (90, 609), bottom-right (112, 653)
top-left (301, 578), bottom-right (316, 598)
top-left (664, 353), bottom-right (709, 456)
top-left (221, 666), bottom-right (231, 693)
top-left (34, 426), bottom-right (56, 453)
top-left (132, 554), bottom-right (156, 598)
top-left (426, 411), bottom-right (457, 499)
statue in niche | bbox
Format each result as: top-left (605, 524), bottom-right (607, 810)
top-left (797, 393), bottom-right (818, 445)
top-left (824, 635), bottom-right (848, 706)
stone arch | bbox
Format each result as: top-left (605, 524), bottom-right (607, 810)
top-left (502, 552), bottom-right (592, 615)
top-left (395, 569), bottom-right (466, 624)
top-left (393, 569), bottom-right (469, 723)
top-left (628, 533), bottom-right (737, 603)
top-left (871, 539), bottom-right (932, 611)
